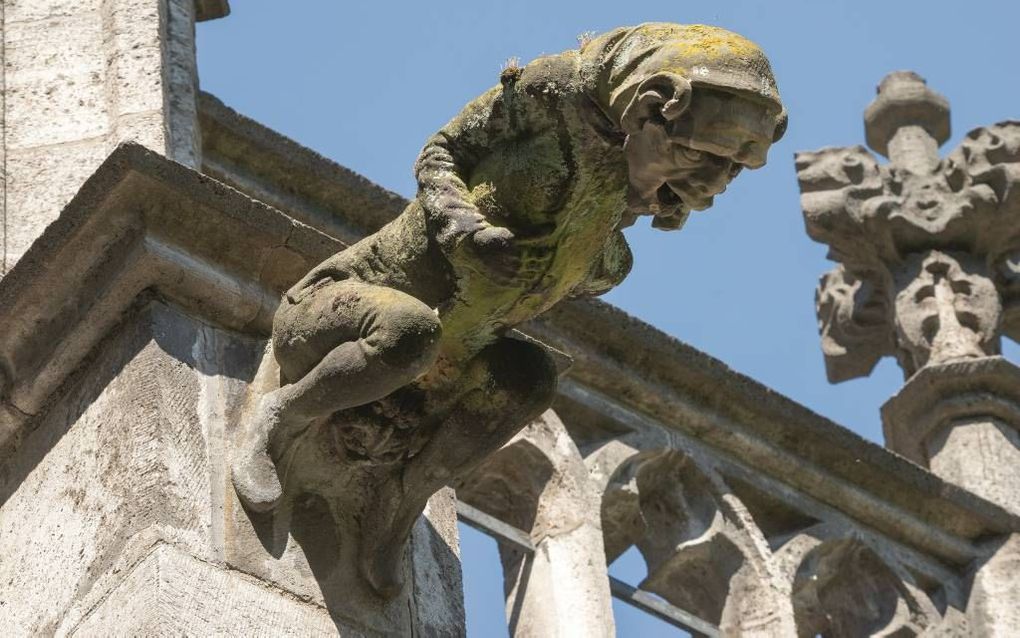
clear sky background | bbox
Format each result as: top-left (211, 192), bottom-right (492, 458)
top-left (196, 2), bottom-right (1020, 635)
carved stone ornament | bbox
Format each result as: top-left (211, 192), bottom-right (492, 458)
top-left (229, 23), bottom-right (787, 597)
top-left (796, 72), bottom-right (1020, 382)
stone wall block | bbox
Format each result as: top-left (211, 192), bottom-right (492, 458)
top-left (1, 0), bottom-right (203, 272)
top-left (4, 135), bottom-right (113, 266)
top-left (0, 300), bottom-right (462, 635)
top-left (2, 12), bottom-right (108, 149)
top-left (0, 303), bottom-right (234, 634)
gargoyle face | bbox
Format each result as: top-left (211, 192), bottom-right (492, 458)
top-left (624, 86), bottom-right (783, 230)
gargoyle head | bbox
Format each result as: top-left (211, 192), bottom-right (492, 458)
top-left (584, 23), bottom-right (787, 229)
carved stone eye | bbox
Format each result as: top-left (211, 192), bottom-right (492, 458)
top-left (679, 146), bottom-right (704, 162)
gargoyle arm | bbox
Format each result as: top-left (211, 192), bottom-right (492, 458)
top-left (414, 127), bottom-right (487, 253)
top-left (414, 84), bottom-right (549, 254)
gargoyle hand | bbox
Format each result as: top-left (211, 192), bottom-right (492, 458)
top-left (453, 223), bottom-right (523, 284)
top-left (436, 205), bottom-right (489, 252)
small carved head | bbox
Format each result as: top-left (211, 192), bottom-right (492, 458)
top-left (588, 23), bottom-right (787, 230)
top-left (893, 251), bottom-right (1002, 375)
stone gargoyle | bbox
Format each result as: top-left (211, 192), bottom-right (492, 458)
top-left (231, 22), bottom-right (787, 597)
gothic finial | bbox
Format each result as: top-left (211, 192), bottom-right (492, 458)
top-left (864, 71), bottom-right (950, 171)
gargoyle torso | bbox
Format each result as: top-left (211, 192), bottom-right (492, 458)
top-left (290, 49), bottom-right (633, 364)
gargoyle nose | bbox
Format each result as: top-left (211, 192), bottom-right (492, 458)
top-left (733, 142), bottom-right (766, 169)
top-left (693, 160), bottom-right (735, 193)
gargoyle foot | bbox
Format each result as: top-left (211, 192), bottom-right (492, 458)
top-left (232, 393), bottom-right (288, 512)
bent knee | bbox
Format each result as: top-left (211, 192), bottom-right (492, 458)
top-left (271, 282), bottom-right (441, 382)
top-left (366, 298), bottom-right (442, 372)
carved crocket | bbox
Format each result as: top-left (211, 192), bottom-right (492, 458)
top-left (231, 23), bottom-right (786, 597)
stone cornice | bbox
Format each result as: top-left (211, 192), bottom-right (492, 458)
top-left (0, 143), bottom-right (336, 444)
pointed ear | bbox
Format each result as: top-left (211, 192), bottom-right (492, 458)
top-left (620, 73), bottom-right (692, 135)
top-left (773, 108), bottom-right (789, 143)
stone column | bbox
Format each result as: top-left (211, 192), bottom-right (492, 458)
top-left (796, 72), bottom-right (1020, 635)
top-left (0, 0), bottom-right (215, 272)
top-left (796, 71), bottom-right (1020, 512)
top-left (458, 410), bottom-right (615, 638)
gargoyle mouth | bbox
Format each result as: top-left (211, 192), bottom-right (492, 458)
top-left (651, 183), bottom-right (692, 230)
top-left (656, 182), bottom-right (686, 210)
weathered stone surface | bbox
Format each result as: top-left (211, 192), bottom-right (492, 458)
top-left (797, 70), bottom-right (1020, 633)
top-left (65, 544), bottom-right (339, 636)
top-left (0, 0), bottom-right (204, 272)
top-left (0, 302), bottom-right (237, 634)
top-left (882, 356), bottom-right (1020, 512)
top-left (459, 410), bottom-right (614, 638)
top-left (966, 534), bottom-right (1020, 636)
top-left (0, 145), bottom-right (465, 635)
top-left (778, 532), bottom-right (940, 637)
top-left (230, 22), bottom-right (787, 600)
top-left (0, 297), bottom-right (462, 636)
top-left (592, 444), bottom-right (796, 635)
top-left (797, 75), bottom-right (1020, 382)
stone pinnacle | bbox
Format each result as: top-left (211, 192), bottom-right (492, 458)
top-left (864, 71), bottom-right (950, 171)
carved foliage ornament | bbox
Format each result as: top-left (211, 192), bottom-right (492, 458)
top-left (796, 71), bottom-right (1020, 381)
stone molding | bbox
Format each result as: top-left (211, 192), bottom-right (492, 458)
top-left (0, 0), bottom-right (210, 272)
top-left (882, 356), bottom-right (1020, 464)
top-left (0, 143), bottom-right (337, 455)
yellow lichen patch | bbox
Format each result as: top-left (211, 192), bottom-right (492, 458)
top-left (626, 22), bottom-right (765, 65)
top-left (673, 24), bottom-right (764, 60)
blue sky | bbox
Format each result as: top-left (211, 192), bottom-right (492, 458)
top-left (197, 2), bottom-right (1020, 634)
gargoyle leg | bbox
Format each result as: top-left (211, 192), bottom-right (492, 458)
top-left (273, 281), bottom-right (444, 422)
top-left (358, 336), bottom-right (558, 597)
top-left (232, 281), bottom-right (443, 511)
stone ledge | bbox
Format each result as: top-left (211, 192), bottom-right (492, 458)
top-left (199, 92), bottom-right (404, 244)
top-left (0, 142), bottom-right (339, 449)
top-left (531, 301), bottom-right (1020, 559)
